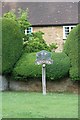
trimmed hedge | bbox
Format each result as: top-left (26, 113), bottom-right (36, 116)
top-left (0, 19), bottom-right (2, 74)
top-left (12, 52), bottom-right (70, 80)
top-left (2, 18), bottom-right (23, 74)
top-left (63, 24), bottom-right (80, 80)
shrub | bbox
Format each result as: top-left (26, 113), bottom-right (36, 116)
top-left (0, 19), bottom-right (2, 74)
top-left (2, 18), bottom-right (23, 74)
top-left (63, 24), bottom-right (80, 80)
top-left (12, 52), bottom-right (70, 80)
top-left (46, 52), bottom-right (70, 80)
top-left (23, 31), bottom-right (58, 53)
top-left (3, 9), bottom-right (31, 37)
top-left (23, 31), bottom-right (51, 52)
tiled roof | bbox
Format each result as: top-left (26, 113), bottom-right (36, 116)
top-left (2, 2), bottom-right (78, 25)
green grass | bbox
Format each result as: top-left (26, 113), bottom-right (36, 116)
top-left (0, 92), bottom-right (2, 119)
top-left (2, 92), bottom-right (78, 118)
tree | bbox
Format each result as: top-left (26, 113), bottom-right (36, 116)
top-left (23, 31), bottom-right (58, 53)
top-left (3, 8), bottom-right (31, 37)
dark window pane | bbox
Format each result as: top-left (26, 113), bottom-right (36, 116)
top-left (65, 27), bottom-right (69, 29)
top-left (71, 27), bottom-right (74, 29)
top-left (65, 29), bottom-right (69, 32)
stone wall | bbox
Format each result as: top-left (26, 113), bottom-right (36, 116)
top-left (33, 26), bottom-right (64, 52)
top-left (0, 75), bottom-right (8, 91)
top-left (0, 75), bottom-right (78, 93)
top-left (3, 78), bottom-right (78, 93)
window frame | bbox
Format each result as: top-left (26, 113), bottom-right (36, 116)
top-left (63, 25), bottom-right (76, 40)
top-left (25, 27), bottom-right (33, 35)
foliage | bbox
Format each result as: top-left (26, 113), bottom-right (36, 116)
top-left (23, 31), bottom-right (58, 52)
top-left (46, 52), bottom-right (70, 80)
top-left (3, 11), bottom-right (16, 20)
top-left (3, 10), bottom-right (58, 53)
top-left (3, 9), bottom-right (31, 36)
top-left (12, 52), bottom-right (70, 80)
top-left (2, 18), bottom-right (23, 74)
top-left (0, 18), bottom-right (2, 74)
top-left (49, 43), bottom-right (58, 52)
top-left (23, 33), bottom-right (33, 42)
top-left (63, 24), bottom-right (80, 80)
top-left (17, 8), bottom-right (31, 33)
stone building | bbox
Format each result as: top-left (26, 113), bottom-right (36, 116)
top-left (2, 2), bottom-right (78, 52)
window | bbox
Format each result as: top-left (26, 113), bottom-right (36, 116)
top-left (63, 26), bottom-right (76, 39)
top-left (25, 27), bottom-right (33, 35)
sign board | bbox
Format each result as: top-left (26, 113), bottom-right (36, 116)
top-left (35, 50), bottom-right (53, 65)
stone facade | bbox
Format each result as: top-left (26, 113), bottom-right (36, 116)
top-left (33, 26), bottom-right (64, 52)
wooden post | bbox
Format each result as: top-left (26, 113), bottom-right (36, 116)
top-left (42, 64), bottom-right (46, 95)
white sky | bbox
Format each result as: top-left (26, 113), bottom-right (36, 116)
top-left (1, 0), bottom-right (80, 2)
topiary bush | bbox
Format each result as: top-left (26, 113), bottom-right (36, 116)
top-left (63, 24), bottom-right (80, 80)
top-left (0, 19), bottom-right (2, 74)
top-left (12, 52), bottom-right (70, 80)
top-left (46, 52), bottom-right (70, 80)
top-left (2, 18), bottom-right (23, 74)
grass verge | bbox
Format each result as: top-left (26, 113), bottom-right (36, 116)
top-left (2, 92), bottom-right (78, 118)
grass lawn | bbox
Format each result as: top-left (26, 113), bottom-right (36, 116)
top-left (2, 92), bottom-right (78, 118)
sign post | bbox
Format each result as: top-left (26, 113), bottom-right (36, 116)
top-left (35, 50), bottom-right (53, 95)
top-left (42, 64), bottom-right (46, 95)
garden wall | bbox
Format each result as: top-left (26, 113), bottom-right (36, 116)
top-left (0, 75), bottom-right (8, 91)
top-left (1, 77), bottom-right (78, 93)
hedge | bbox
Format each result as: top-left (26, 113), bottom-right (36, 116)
top-left (0, 19), bottom-right (2, 74)
top-left (2, 18), bottom-right (23, 74)
top-left (12, 52), bottom-right (70, 80)
top-left (63, 24), bottom-right (80, 80)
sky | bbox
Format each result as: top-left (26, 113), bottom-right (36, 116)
top-left (1, 0), bottom-right (80, 2)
